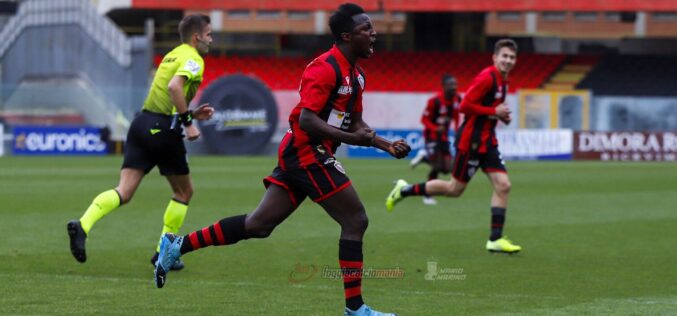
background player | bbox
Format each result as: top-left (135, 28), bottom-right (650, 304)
top-left (154, 4), bottom-right (409, 316)
top-left (67, 14), bottom-right (215, 269)
top-left (386, 39), bottom-right (521, 254)
top-left (409, 74), bottom-right (461, 205)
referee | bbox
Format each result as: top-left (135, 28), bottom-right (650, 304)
top-left (67, 14), bottom-right (215, 270)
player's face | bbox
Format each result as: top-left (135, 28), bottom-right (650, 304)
top-left (350, 13), bottom-right (376, 59)
top-left (195, 24), bottom-right (213, 55)
top-left (493, 47), bottom-right (516, 75)
top-left (443, 79), bottom-right (457, 97)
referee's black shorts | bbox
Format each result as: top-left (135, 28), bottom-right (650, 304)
top-left (122, 110), bottom-right (189, 176)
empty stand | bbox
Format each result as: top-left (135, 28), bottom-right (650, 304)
top-left (577, 55), bottom-right (677, 96)
top-left (157, 52), bottom-right (566, 93)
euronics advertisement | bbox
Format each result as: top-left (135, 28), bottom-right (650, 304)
top-left (13, 125), bottom-right (108, 155)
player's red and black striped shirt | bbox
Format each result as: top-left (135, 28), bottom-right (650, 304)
top-left (455, 66), bottom-right (508, 153)
top-left (421, 92), bottom-right (461, 143)
top-left (279, 45), bottom-right (365, 169)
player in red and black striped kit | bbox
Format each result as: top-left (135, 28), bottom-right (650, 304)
top-left (387, 39), bottom-right (522, 254)
top-left (410, 74), bottom-right (461, 205)
top-left (153, 4), bottom-right (408, 316)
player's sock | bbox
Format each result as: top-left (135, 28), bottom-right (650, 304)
top-left (401, 182), bottom-right (427, 197)
top-left (155, 199), bottom-right (189, 252)
top-left (180, 214), bottom-right (248, 254)
top-left (490, 207), bottom-right (506, 241)
top-left (339, 239), bottom-right (364, 311)
top-left (79, 189), bottom-right (121, 234)
top-left (428, 170), bottom-right (438, 181)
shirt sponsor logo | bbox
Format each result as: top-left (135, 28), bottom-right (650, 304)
top-left (337, 85), bottom-right (353, 95)
top-left (327, 108), bottom-right (351, 130)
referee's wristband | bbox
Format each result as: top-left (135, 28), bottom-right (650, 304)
top-left (179, 110), bottom-right (193, 127)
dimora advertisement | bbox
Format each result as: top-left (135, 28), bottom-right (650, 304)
top-left (574, 131), bottom-right (677, 161)
top-left (13, 125), bottom-right (108, 155)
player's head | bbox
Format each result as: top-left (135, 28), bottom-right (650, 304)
top-left (179, 14), bottom-right (212, 55)
top-left (441, 74), bottom-right (457, 97)
top-left (492, 38), bottom-right (518, 75)
top-left (329, 3), bottom-right (376, 59)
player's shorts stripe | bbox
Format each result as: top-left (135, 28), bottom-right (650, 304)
top-left (313, 181), bottom-right (351, 203)
top-left (305, 168), bottom-right (323, 196)
top-left (484, 168), bottom-right (507, 174)
top-left (317, 162), bottom-right (337, 189)
top-left (264, 176), bottom-right (299, 207)
top-left (459, 153), bottom-right (470, 180)
top-left (278, 132), bottom-right (293, 170)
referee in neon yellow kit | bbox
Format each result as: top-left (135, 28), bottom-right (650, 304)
top-left (67, 14), bottom-right (215, 270)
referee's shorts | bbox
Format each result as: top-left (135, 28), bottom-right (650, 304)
top-left (122, 110), bottom-right (189, 176)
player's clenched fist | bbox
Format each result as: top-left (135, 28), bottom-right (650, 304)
top-left (388, 139), bottom-right (411, 159)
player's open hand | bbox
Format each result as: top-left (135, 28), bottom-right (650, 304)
top-left (193, 103), bottom-right (214, 121)
top-left (185, 124), bottom-right (201, 141)
top-left (388, 139), bottom-right (411, 159)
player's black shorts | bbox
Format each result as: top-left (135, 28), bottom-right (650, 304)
top-left (122, 110), bottom-right (189, 176)
top-left (424, 140), bottom-right (452, 160)
top-left (263, 157), bottom-right (352, 207)
top-left (451, 146), bottom-right (507, 183)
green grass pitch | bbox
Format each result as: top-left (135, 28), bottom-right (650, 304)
top-left (1, 156), bottom-right (676, 315)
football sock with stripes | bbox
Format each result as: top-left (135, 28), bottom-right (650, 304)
top-left (490, 207), bottom-right (506, 241)
top-left (180, 214), bottom-right (248, 254)
top-left (156, 199), bottom-right (188, 252)
top-left (339, 239), bottom-right (365, 311)
top-left (401, 182), bottom-right (427, 197)
top-left (79, 189), bottom-right (121, 235)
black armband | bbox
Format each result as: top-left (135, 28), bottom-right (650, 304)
top-left (179, 110), bottom-right (193, 127)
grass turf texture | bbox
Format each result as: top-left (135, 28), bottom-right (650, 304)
top-left (1, 156), bottom-right (676, 315)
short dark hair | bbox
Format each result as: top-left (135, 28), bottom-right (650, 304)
top-left (179, 14), bottom-right (210, 43)
top-left (494, 38), bottom-right (518, 54)
top-left (441, 74), bottom-right (456, 85)
top-left (329, 3), bottom-right (365, 41)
